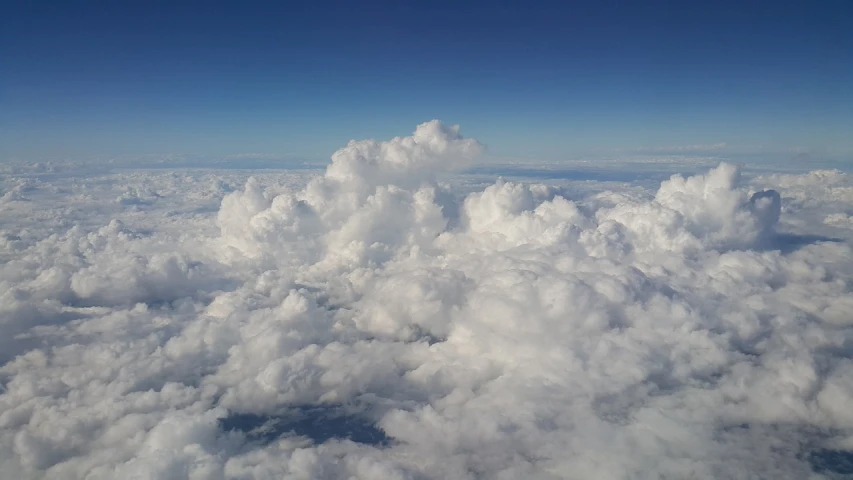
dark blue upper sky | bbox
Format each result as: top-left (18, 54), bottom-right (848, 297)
top-left (2, 0), bottom-right (851, 163)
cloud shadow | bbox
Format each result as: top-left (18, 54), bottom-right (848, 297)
top-left (762, 233), bottom-right (845, 254)
top-left (219, 405), bottom-right (389, 446)
top-left (809, 449), bottom-right (853, 475)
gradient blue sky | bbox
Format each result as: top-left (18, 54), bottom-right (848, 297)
top-left (2, 0), bottom-right (852, 163)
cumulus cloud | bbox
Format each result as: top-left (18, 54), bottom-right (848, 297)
top-left (1, 121), bottom-right (853, 479)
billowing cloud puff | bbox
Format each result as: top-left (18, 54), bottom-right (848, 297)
top-left (1, 122), bottom-right (852, 479)
top-left (325, 121), bottom-right (483, 186)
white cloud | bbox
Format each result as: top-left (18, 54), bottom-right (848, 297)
top-left (1, 121), bottom-right (852, 479)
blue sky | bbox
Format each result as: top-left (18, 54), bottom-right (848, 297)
top-left (1, 0), bottom-right (851, 163)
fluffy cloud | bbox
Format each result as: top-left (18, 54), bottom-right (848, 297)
top-left (1, 121), bottom-right (852, 479)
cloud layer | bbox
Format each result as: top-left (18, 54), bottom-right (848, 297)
top-left (2, 121), bottom-right (853, 479)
